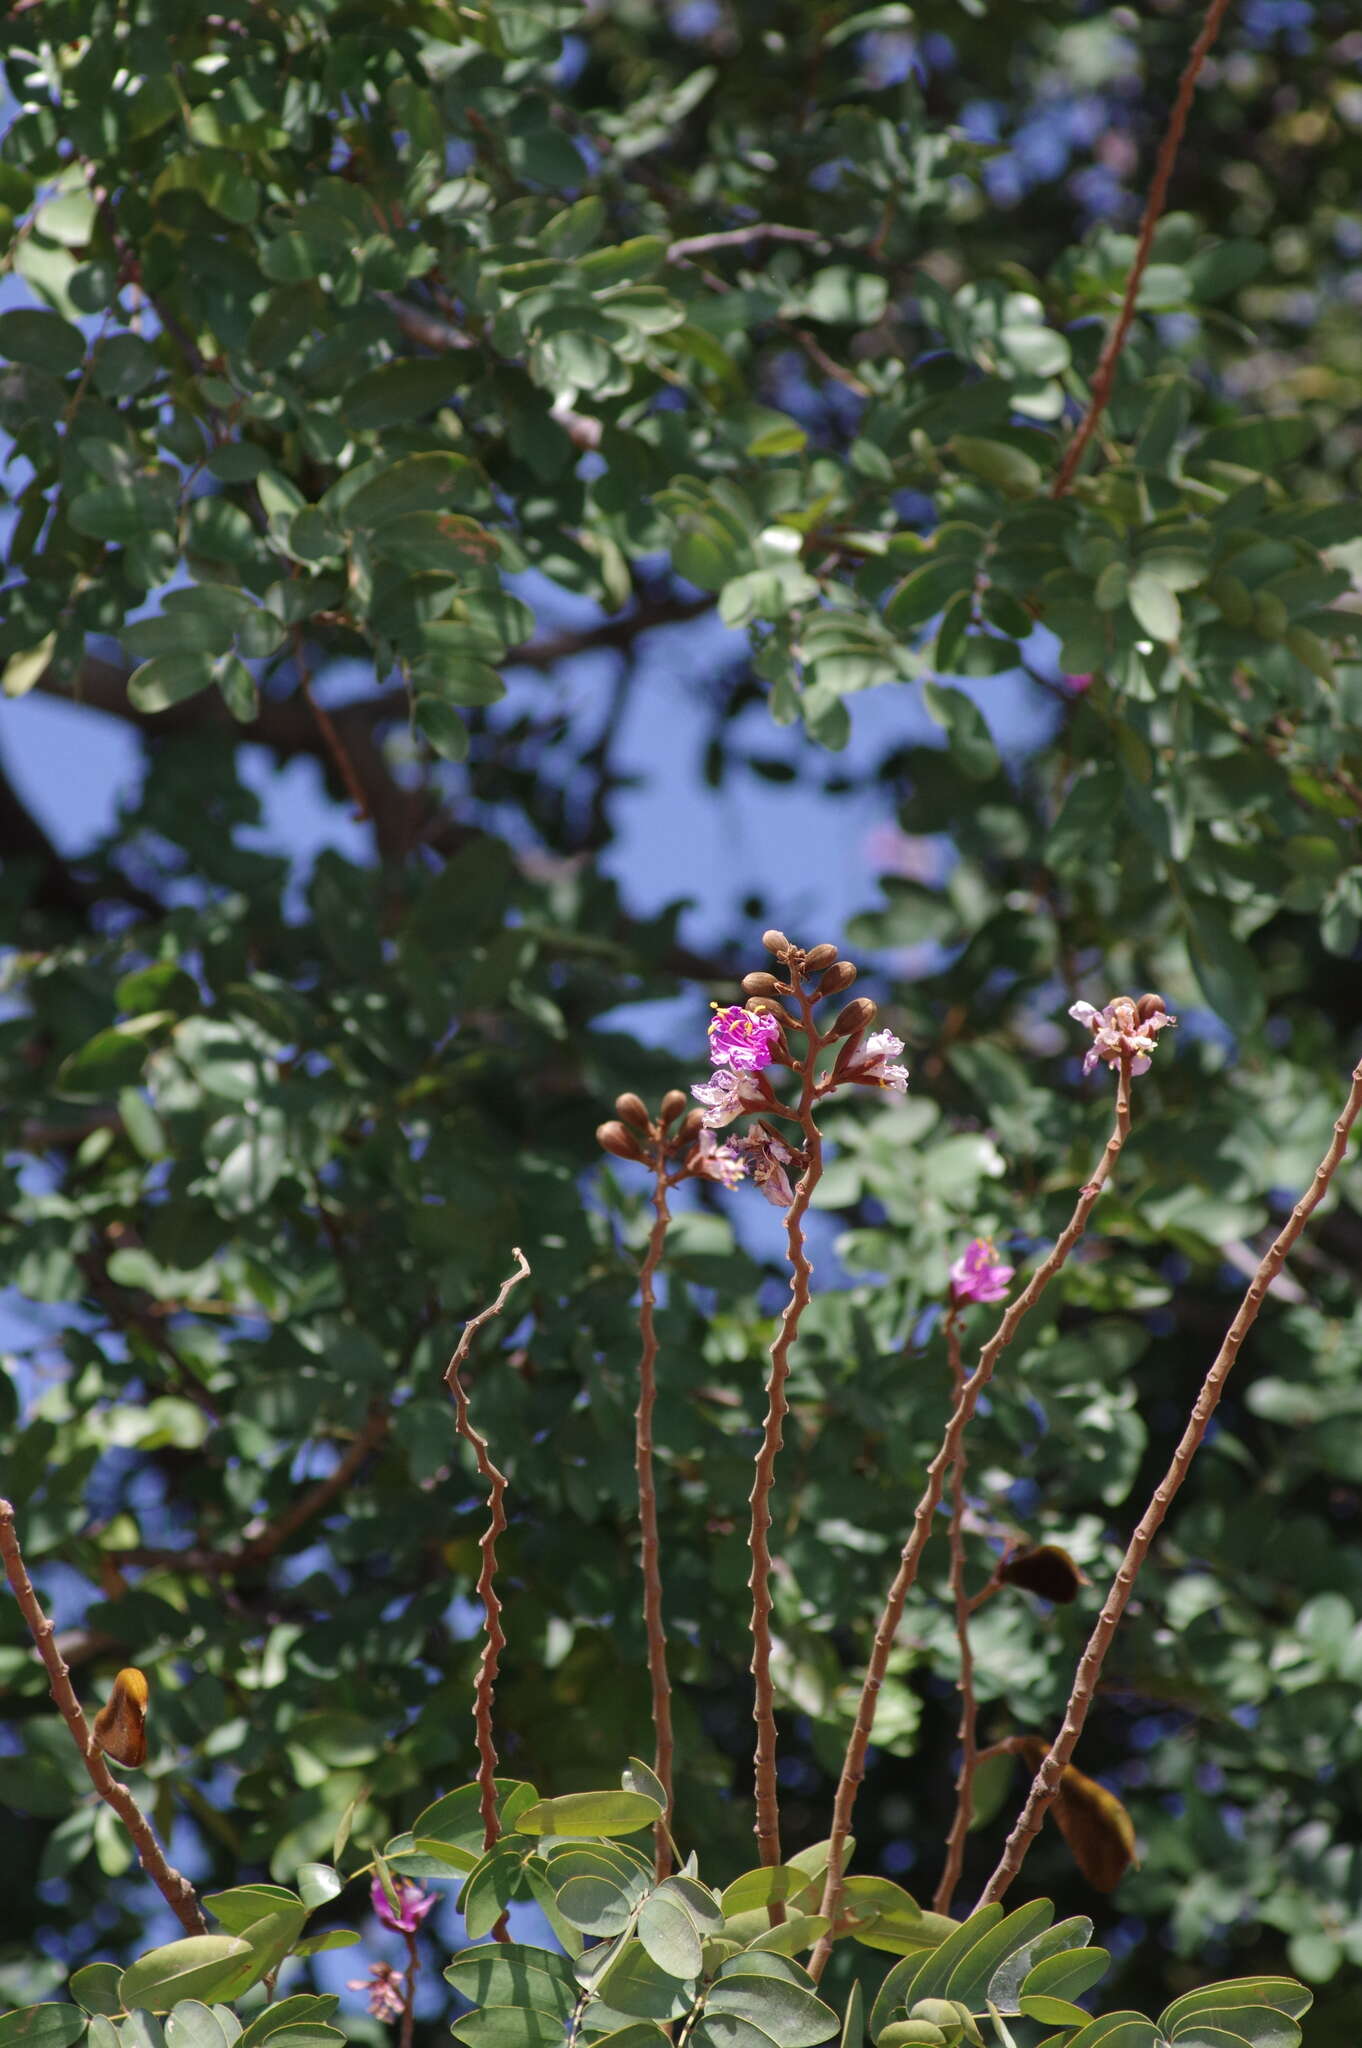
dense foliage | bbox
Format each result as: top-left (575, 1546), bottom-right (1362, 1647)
top-left (2, 0), bottom-right (1361, 2039)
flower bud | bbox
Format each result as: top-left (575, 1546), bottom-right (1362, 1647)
top-left (614, 1092), bottom-right (651, 1129)
top-left (819, 960), bottom-right (858, 996)
top-left (1135, 991), bottom-right (1168, 1022)
top-left (830, 996), bottom-right (878, 1038)
top-left (597, 1121), bottom-right (646, 1162)
top-left (761, 928), bottom-right (791, 958)
top-left (803, 943), bottom-right (839, 974)
top-left (678, 1108), bottom-right (705, 1142)
top-left (742, 971), bottom-right (785, 997)
top-left (659, 1089), bottom-right (688, 1127)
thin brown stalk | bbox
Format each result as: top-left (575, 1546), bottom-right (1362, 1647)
top-left (0, 1498), bottom-right (207, 1934)
top-left (980, 1058), bottom-right (1362, 1906)
top-left (750, 979), bottom-right (825, 1882)
top-left (443, 1247), bottom-right (531, 1891)
top-left (1052, 0), bottom-right (1234, 498)
top-left (666, 224), bottom-right (829, 263)
top-left (637, 1164), bottom-right (677, 1880)
top-left (809, 1062), bottom-right (1133, 1981)
top-left (934, 1307), bottom-right (978, 1915)
top-left (400, 1928), bottom-right (420, 2048)
top-left (291, 625), bottom-right (371, 821)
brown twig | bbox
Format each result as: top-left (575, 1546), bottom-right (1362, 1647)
top-left (809, 1060), bottom-right (1134, 1981)
top-left (292, 626), bottom-right (371, 821)
top-left (750, 974), bottom-right (824, 1883)
top-left (400, 1927), bottom-right (420, 2048)
top-left (1051, 0), bottom-right (1234, 498)
top-left (934, 1307), bottom-right (978, 1915)
top-left (979, 1058), bottom-right (1362, 1906)
top-left (108, 1405), bottom-right (390, 1572)
top-left (636, 1163), bottom-right (677, 1880)
top-left (0, 1498), bottom-right (207, 1933)
top-left (443, 1248), bottom-right (531, 1883)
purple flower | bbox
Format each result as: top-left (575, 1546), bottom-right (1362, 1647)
top-left (1069, 993), bottom-right (1177, 1078)
top-left (1061, 672), bottom-right (1093, 694)
top-left (348, 1961), bottom-right (406, 2023)
top-left (691, 1068), bottom-right (767, 1128)
top-left (949, 1238), bottom-right (1015, 1306)
top-left (690, 1128), bottom-right (747, 1189)
top-left (732, 1128), bottom-right (797, 1208)
top-left (370, 1874), bottom-right (436, 1933)
top-left (708, 1004), bottom-right (782, 1072)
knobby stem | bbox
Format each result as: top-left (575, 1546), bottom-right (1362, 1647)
top-left (443, 1245), bottom-right (532, 1912)
top-left (400, 1927), bottom-right (420, 2048)
top-left (0, 1498), bottom-right (207, 1935)
top-left (934, 1307), bottom-right (978, 1916)
top-left (637, 1160), bottom-right (677, 1880)
top-left (750, 976), bottom-right (825, 1884)
top-left (979, 1057), bottom-right (1362, 1907)
top-left (808, 1060), bottom-right (1133, 1982)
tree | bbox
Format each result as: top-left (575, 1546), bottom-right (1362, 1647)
top-left (1, 0), bottom-right (1361, 2031)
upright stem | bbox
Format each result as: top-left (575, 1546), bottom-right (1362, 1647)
top-left (750, 978), bottom-right (824, 1878)
top-left (980, 1059), bottom-right (1362, 1906)
top-left (400, 1928), bottom-right (420, 2048)
top-left (808, 1062), bottom-right (1132, 1981)
top-left (443, 1246), bottom-right (531, 1903)
top-left (0, 1498), bottom-right (206, 1934)
top-left (934, 1308), bottom-right (977, 1915)
top-left (637, 1163), bottom-right (676, 1880)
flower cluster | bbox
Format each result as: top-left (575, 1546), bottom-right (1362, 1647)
top-left (708, 1004), bottom-right (782, 1071)
top-left (950, 1238), bottom-right (1015, 1306)
top-left (1069, 993), bottom-right (1177, 1078)
top-left (347, 1961), bottom-right (407, 2023)
top-left (847, 1027), bottom-right (909, 1093)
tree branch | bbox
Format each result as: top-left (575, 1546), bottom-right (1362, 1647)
top-left (0, 1497), bottom-right (207, 1933)
top-left (1052, 0), bottom-right (1233, 498)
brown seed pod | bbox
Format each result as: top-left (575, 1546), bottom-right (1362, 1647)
top-left (998, 1544), bottom-right (1088, 1604)
top-left (614, 1092), bottom-right (651, 1129)
top-left (830, 996), bottom-right (878, 1038)
top-left (803, 943), bottom-right (839, 974)
top-left (658, 1090), bottom-right (688, 1128)
top-left (761, 929), bottom-right (791, 957)
top-left (597, 1120), bottom-right (646, 1162)
top-left (1004, 1737), bottom-right (1137, 1892)
top-left (93, 1667), bottom-right (149, 1769)
top-left (742, 972), bottom-right (785, 997)
top-left (819, 960), bottom-right (858, 996)
top-left (677, 1108), bottom-right (705, 1142)
top-left (1135, 991), bottom-right (1169, 1022)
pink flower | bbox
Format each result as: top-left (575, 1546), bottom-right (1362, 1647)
top-left (1069, 994), bottom-right (1177, 1078)
top-left (690, 1128), bottom-right (747, 1189)
top-left (857, 1028), bottom-right (909, 1093)
top-left (732, 1128), bottom-right (798, 1208)
top-left (692, 1068), bottom-right (767, 1128)
top-left (370, 1874), bottom-right (436, 1933)
top-left (949, 1238), bottom-right (1014, 1305)
top-left (348, 1961), bottom-right (406, 2022)
top-left (708, 1004), bottom-right (782, 1072)
top-left (1061, 673), bottom-right (1093, 694)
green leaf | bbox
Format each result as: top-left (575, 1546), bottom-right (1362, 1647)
top-left (1159, 1982), bottom-right (1312, 2037)
top-left (516, 1790), bottom-right (661, 1838)
top-left (589, 1944), bottom-right (695, 2022)
top-left (340, 453), bottom-right (477, 528)
top-left (922, 684), bottom-right (998, 782)
top-left (162, 2006), bottom-right (228, 2048)
top-left (237, 1998), bottom-right (340, 2048)
top-left (1061, 2019), bottom-right (1161, 2048)
top-left (0, 308), bottom-right (85, 375)
top-left (951, 436), bottom-right (1043, 496)
top-left (720, 1869), bottom-right (816, 1918)
top-left (152, 151), bottom-right (259, 223)
top-left (637, 1893), bottom-right (703, 1980)
top-left (1127, 569), bottom-right (1180, 644)
top-left (3, 632), bottom-right (57, 698)
top-left (412, 697), bottom-right (471, 761)
top-left (577, 237), bottom-right (667, 287)
top-left (944, 1902), bottom-right (1056, 2007)
top-left (744, 1918), bottom-right (828, 1959)
top-left (295, 1864), bottom-right (342, 1909)
top-left (704, 1972), bottom-right (839, 2048)
top-left (1194, 417), bottom-right (1315, 471)
top-left (450, 2014), bottom-right (565, 2048)
top-left (1182, 893), bottom-right (1264, 1029)
top-left (127, 655), bottom-right (216, 714)
top-left (1019, 1948), bottom-right (1109, 2008)
top-left (0, 2014), bottom-right (86, 2048)
top-left (443, 1946), bottom-right (576, 2018)
top-left (69, 1970), bottom-right (124, 2020)
top-left (58, 1029), bottom-right (151, 1099)
top-left (117, 1942), bottom-right (252, 2016)
top-left (885, 558), bottom-right (977, 634)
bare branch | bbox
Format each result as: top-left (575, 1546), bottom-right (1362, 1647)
top-left (0, 1498), bottom-right (207, 1934)
top-left (979, 1056), bottom-right (1362, 1906)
